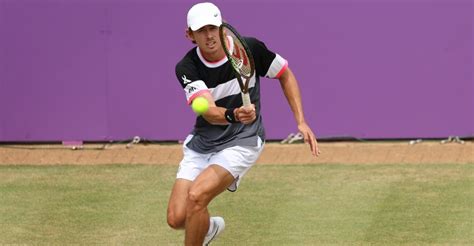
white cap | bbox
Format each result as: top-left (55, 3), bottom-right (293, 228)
top-left (187, 2), bottom-right (222, 31)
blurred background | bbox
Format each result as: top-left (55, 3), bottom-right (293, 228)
top-left (0, 0), bottom-right (472, 142)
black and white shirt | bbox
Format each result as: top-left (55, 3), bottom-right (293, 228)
top-left (175, 36), bottom-right (288, 154)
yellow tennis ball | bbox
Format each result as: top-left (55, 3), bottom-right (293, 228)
top-left (191, 97), bottom-right (209, 115)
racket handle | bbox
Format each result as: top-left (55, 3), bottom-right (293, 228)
top-left (241, 92), bottom-right (251, 108)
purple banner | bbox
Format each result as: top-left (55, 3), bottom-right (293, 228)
top-left (1, 0), bottom-right (472, 141)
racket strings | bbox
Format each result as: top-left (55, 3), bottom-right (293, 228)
top-left (226, 33), bottom-right (252, 78)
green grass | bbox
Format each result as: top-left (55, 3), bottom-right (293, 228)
top-left (0, 164), bottom-right (472, 245)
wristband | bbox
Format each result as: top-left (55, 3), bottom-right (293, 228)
top-left (224, 108), bottom-right (239, 123)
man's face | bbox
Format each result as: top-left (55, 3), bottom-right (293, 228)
top-left (189, 25), bottom-right (222, 56)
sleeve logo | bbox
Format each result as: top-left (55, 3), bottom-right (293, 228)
top-left (187, 86), bottom-right (197, 94)
top-left (182, 75), bottom-right (192, 84)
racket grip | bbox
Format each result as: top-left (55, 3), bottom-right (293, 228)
top-left (241, 92), bottom-right (251, 108)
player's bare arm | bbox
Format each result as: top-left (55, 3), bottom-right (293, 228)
top-left (195, 91), bottom-right (256, 125)
top-left (278, 67), bottom-right (320, 156)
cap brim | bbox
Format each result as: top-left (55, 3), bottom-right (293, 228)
top-left (189, 19), bottom-right (222, 31)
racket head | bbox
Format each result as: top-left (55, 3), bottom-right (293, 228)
top-left (219, 23), bottom-right (255, 93)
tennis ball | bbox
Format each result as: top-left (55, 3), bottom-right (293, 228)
top-left (191, 97), bottom-right (209, 115)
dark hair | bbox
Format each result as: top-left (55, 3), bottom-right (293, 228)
top-left (187, 28), bottom-right (197, 44)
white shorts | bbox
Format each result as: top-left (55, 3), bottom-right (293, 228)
top-left (176, 135), bottom-right (264, 192)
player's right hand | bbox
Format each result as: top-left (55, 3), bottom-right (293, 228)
top-left (236, 104), bottom-right (256, 124)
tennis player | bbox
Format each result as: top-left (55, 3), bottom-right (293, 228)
top-left (167, 2), bottom-right (320, 245)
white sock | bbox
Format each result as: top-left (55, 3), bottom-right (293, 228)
top-left (207, 217), bottom-right (215, 236)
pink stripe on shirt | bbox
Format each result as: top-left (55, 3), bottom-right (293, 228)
top-left (275, 60), bottom-right (289, 79)
top-left (187, 89), bottom-right (210, 105)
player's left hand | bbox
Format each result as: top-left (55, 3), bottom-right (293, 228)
top-left (298, 122), bottom-right (320, 157)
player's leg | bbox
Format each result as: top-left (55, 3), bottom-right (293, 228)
top-left (184, 164), bottom-right (235, 245)
top-left (185, 138), bottom-right (264, 245)
top-left (167, 178), bottom-right (192, 229)
top-left (212, 137), bottom-right (265, 192)
top-left (167, 134), bottom-right (207, 230)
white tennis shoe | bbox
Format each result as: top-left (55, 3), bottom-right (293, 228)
top-left (203, 216), bottom-right (225, 245)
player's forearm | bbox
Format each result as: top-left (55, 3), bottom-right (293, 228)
top-left (193, 90), bottom-right (254, 125)
top-left (192, 92), bottom-right (229, 125)
top-left (279, 68), bottom-right (307, 125)
top-left (202, 106), bottom-right (231, 125)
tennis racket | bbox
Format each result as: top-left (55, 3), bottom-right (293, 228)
top-left (219, 23), bottom-right (255, 108)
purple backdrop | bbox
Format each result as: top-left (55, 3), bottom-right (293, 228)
top-left (0, 0), bottom-right (472, 142)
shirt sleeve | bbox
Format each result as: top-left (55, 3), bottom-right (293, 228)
top-left (248, 37), bottom-right (288, 79)
top-left (175, 58), bottom-right (210, 104)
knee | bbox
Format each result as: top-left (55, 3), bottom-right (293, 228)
top-left (167, 210), bottom-right (185, 229)
top-left (187, 188), bottom-right (210, 212)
